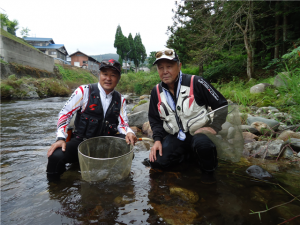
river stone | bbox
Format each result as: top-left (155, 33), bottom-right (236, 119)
top-left (240, 125), bottom-right (259, 134)
top-left (133, 101), bottom-right (150, 113)
top-left (277, 130), bottom-right (300, 141)
top-left (128, 111), bottom-right (148, 128)
top-left (274, 72), bottom-right (290, 87)
top-left (298, 152), bottom-right (300, 158)
top-left (151, 203), bottom-right (198, 225)
top-left (169, 186), bottom-right (199, 203)
top-left (250, 83), bottom-right (271, 94)
top-left (265, 140), bottom-right (284, 157)
top-left (284, 138), bottom-right (300, 152)
top-left (247, 116), bottom-right (280, 130)
top-left (282, 147), bottom-right (294, 159)
top-left (243, 132), bottom-right (259, 141)
top-left (246, 165), bottom-right (272, 180)
top-left (142, 121), bottom-right (153, 138)
top-left (243, 141), bottom-right (267, 157)
top-left (251, 122), bottom-right (273, 135)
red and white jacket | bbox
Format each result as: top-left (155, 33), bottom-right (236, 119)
top-left (56, 83), bottom-right (134, 139)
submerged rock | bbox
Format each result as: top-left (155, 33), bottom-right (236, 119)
top-left (169, 186), bottom-right (199, 203)
top-left (151, 202), bottom-right (198, 225)
top-left (246, 165), bottom-right (272, 180)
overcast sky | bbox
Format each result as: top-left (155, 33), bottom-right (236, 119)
top-left (1, 0), bottom-right (178, 56)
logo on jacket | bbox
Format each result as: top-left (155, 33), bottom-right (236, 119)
top-left (89, 104), bottom-right (97, 111)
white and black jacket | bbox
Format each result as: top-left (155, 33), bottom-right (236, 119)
top-left (148, 73), bottom-right (228, 142)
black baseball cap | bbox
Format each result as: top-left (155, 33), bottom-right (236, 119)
top-left (99, 59), bottom-right (121, 75)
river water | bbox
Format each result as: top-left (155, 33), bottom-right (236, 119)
top-left (1, 97), bottom-right (300, 225)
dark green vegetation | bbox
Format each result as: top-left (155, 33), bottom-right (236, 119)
top-left (114, 25), bottom-right (147, 70)
top-left (1, 63), bottom-right (98, 99)
top-left (166, 1), bottom-right (300, 82)
top-left (0, 13), bottom-right (19, 36)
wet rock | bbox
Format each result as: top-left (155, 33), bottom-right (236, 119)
top-left (142, 121), bottom-right (153, 138)
top-left (247, 116), bottom-right (280, 130)
top-left (246, 165), bottom-right (272, 180)
top-left (140, 95), bottom-right (150, 100)
top-left (151, 203), bottom-right (198, 225)
top-left (243, 132), bottom-right (259, 141)
top-left (128, 111), bottom-right (148, 129)
top-left (240, 125), bottom-right (259, 134)
top-left (251, 186), bottom-right (270, 204)
top-left (251, 121), bottom-right (274, 135)
top-left (284, 138), bottom-right (300, 152)
top-left (277, 130), bottom-right (300, 142)
top-left (250, 83), bottom-right (271, 94)
top-left (132, 101), bottom-right (150, 113)
top-left (282, 147), bottom-right (294, 159)
top-left (169, 186), bottom-right (199, 203)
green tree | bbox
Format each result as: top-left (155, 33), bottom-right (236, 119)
top-left (0, 13), bottom-right (19, 35)
top-left (127, 33), bottom-right (136, 63)
top-left (20, 27), bottom-right (30, 38)
top-left (147, 51), bottom-right (156, 68)
top-left (134, 33), bottom-right (147, 70)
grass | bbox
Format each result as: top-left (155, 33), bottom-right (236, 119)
top-left (0, 28), bottom-right (41, 52)
top-left (56, 64), bottom-right (98, 89)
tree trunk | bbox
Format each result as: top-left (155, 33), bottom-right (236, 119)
top-left (274, 1), bottom-right (280, 59)
top-left (249, 0), bottom-right (255, 76)
top-left (198, 62), bottom-right (203, 76)
top-left (282, 2), bottom-right (287, 54)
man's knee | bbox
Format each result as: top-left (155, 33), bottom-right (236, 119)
top-left (192, 133), bottom-right (216, 151)
top-left (47, 148), bottom-right (66, 174)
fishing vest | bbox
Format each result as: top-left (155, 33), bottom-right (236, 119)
top-left (74, 83), bottom-right (121, 139)
top-left (156, 75), bottom-right (209, 136)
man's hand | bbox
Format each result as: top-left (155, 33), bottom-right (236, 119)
top-left (149, 141), bottom-right (162, 162)
top-left (194, 127), bottom-right (217, 135)
top-left (47, 140), bottom-right (66, 157)
top-left (126, 132), bottom-right (137, 146)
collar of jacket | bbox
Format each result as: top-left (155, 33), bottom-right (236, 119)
top-left (98, 82), bottom-right (115, 97)
top-left (161, 71), bottom-right (182, 94)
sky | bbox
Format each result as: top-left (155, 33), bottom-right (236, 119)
top-left (1, 0), bottom-right (178, 56)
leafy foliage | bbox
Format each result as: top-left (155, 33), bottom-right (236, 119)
top-left (0, 13), bottom-right (18, 35)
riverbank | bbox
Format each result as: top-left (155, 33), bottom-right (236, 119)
top-left (0, 62), bottom-right (98, 99)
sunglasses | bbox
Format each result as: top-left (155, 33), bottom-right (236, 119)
top-left (155, 50), bottom-right (174, 58)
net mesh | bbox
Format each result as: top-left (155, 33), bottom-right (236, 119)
top-left (201, 104), bottom-right (244, 162)
top-left (78, 136), bottom-right (133, 182)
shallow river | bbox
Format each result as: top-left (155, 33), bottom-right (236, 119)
top-left (1, 98), bottom-right (300, 225)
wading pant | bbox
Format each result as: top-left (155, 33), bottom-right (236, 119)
top-left (149, 133), bottom-right (218, 172)
top-left (46, 134), bottom-right (125, 176)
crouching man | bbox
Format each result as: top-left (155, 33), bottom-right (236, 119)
top-left (147, 49), bottom-right (228, 184)
top-left (47, 59), bottom-right (137, 181)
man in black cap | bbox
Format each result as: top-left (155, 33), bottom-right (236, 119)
top-left (147, 49), bottom-right (228, 184)
top-left (47, 59), bottom-right (137, 180)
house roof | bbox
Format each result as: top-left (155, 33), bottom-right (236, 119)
top-left (34, 44), bottom-right (64, 49)
top-left (34, 44), bottom-right (69, 55)
top-left (69, 51), bottom-right (100, 63)
top-left (23, 37), bottom-right (54, 42)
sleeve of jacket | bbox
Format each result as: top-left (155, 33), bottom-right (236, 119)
top-left (194, 76), bottom-right (228, 133)
top-left (148, 85), bottom-right (167, 142)
top-left (118, 96), bottom-right (135, 135)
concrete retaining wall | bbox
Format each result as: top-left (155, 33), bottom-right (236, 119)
top-left (0, 35), bottom-right (54, 72)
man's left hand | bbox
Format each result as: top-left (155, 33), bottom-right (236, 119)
top-left (125, 132), bottom-right (137, 146)
top-left (194, 127), bottom-right (217, 135)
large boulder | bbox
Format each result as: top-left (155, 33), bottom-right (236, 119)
top-left (132, 101), bottom-right (150, 114)
top-left (142, 121), bottom-right (153, 138)
top-left (250, 83), bottom-right (271, 94)
top-left (128, 111), bottom-right (148, 129)
top-left (274, 72), bottom-right (290, 87)
top-left (247, 116), bottom-right (280, 130)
